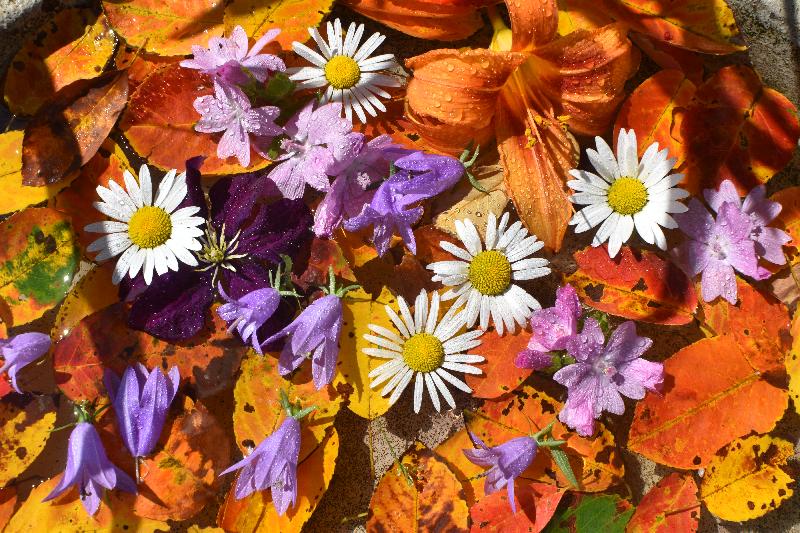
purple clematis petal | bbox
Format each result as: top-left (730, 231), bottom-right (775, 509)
top-left (0, 332), bottom-right (50, 393)
top-left (515, 284), bottom-right (581, 370)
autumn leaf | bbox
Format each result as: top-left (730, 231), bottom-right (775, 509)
top-left (772, 186), bottom-right (800, 247)
top-left (557, 0), bottom-right (613, 34)
top-left (0, 207), bottom-right (79, 327)
top-left (50, 264), bottom-right (118, 342)
top-left (3, 9), bottom-right (116, 116)
top-left (102, 0), bottom-right (225, 56)
top-left (342, 0), bottom-right (485, 41)
top-left (469, 481), bottom-right (565, 533)
top-left (292, 237), bottom-right (353, 292)
top-left (0, 487), bottom-right (17, 530)
top-left (224, 0), bottom-right (335, 49)
top-left (464, 327), bottom-right (533, 399)
top-left (629, 35), bottom-right (704, 85)
top-left (788, 314), bottom-right (800, 410)
top-left (565, 245), bottom-right (698, 325)
top-left (21, 72), bottom-right (129, 186)
top-left (217, 427), bottom-right (339, 532)
top-left (700, 434), bottom-right (794, 522)
top-left (627, 473), bottom-right (699, 533)
top-left (367, 442), bottom-right (469, 531)
top-left (53, 303), bottom-right (249, 400)
top-left (0, 395), bottom-right (56, 488)
top-left (627, 336), bottom-right (788, 469)
top-left (543, 493), bottom-right (633, 533)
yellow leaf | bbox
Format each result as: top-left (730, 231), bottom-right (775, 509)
top-left (0, 395), bottom-right (55, 488)
top-left (223, 0), bottom-right (335, 49)
top-left (336, 287), bottom-right (395, 419)
top-left (700, 434), bottom-right (794, 522)
top-left (788, 314), bottom-right (800, 411)
top-left (0, 132), bottom-right (77, 216)
top-left (51, 264), bottom-right (118, 341)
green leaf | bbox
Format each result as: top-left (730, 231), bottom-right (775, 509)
top-left (543, 494), bottom-right (634, 533)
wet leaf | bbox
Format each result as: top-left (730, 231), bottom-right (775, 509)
top-left (788, 314), bottom-right (800, 411)
top-left (565, 245), bottom-right (698, 325)
top-left (217, 427), bottom-right (339, 532)
top-left (224, 0), bottom-right (335, 49)
top-left (542, 493), bottom-right (633, 533)
top-left (0, 395), bottom-right (55, 488)
top-left (772, 186), bottom-right (800, 248)
top-left (50, 263), bottom-right (118, 342)
top-left (628, 336), bottom-right (788, 469)
top-left (465, 327), bottom-right (532, 399)
top-left (469, 481), bottom-right (565, 533)
top-left (3, 9), bottom-right (116, 116)
top-left (0, 207), bottom-right (79, 327)
top-left (700, 434), bottom-right (794, 522)
top-left (21, 72), bottom-right (129, 186)
top-left (629, 35), bottom-right (704, 85)
top-left (102, 0), bottom-right (225, 56)
top-left (0, 487), bottom-right (17, 530)
top-left (53, 303), bottom-right (248, 400)
top-left (343, 0), bottom-right (485, 41)
top-left (367, 442), bottom-right (469, 531)
top-left (627, 473), bottom-right (699, 533)
top-left (120, 64), bottom-right (269, 175)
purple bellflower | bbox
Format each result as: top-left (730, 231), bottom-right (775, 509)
top-left (673, 198), bottom-right (761, 304)
top-left (43, 422), bottom-right (137, 515)
top-left (268, 101), bottom-right (360, 199)
top-left (0, 332), bottom-right (50, 393)
top-left (704, 180), bottom-right (791, 266)
top-left (193, 81), bottom-right (282, 167)
top-left (217, 285), bottom-right (281, 354)
top-left (343, 151), bottom-right (464, 256)
top-left (553, 319), bottom-right (662, 437)
top-left (515, 284), bottom-right (581, 371)
top-left (180, 26), bottom-right (285, 86)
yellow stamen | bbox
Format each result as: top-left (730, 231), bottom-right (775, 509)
top-left (402, 333), bottom-right (445, 373)
top-left (468, 250), bottom-right (512, 296)
top-left (324, 55), bottom-right (361, 90)
top-left (127, 206), bottom-right (172, 249)
top-left (606, 177), bottom-right (648, 216)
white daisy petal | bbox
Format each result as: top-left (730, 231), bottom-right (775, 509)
top-left (435, 369), bottom-right (472, 393)
top-left (412, 372), bottom-right (424, 413)
top-left (430, 372), bottom-right (456, 409)
top-left (424, 373), bottom-right (440, 412)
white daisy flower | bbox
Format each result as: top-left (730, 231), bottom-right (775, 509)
top-left (427, 212), bottom-right (550, 336)
top-left (288, 18), bottom-right (401, 124)
top-left (568, 128), bottom-right (690, 258)
top-left (365, 289), bottom-right (484, 414)
top-left (85, 165), bottom-right (205, 285)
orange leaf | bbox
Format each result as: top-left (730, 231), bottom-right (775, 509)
top-left (21, 72), bottom-right (128, 186)
top-left (345, 0), bottom-right (485, 41)
top-left (565, 245), bottom-right (698, 325)
top-left (51, 264), bottom-right (118, 342)
top-left (53, 303), bottom-right (248, 400)
top-left (3, 9), bottom-right (116, 116)
top-left (629, 35), bottom-right (704, 85)
top-left (0, 487), bottom-right (17, 530)
top-left (680, 65), bottom-right (800, 195)
top-left (223, 0), bottom-right (334, 49)
top-left (465, 327), bottom-right (533, 399)
top-left (468, 481), bottom-right (564, 533)
top-left (772, 186), bottom-right (800, 248)
top-left (557, 0), bottom-right (615, 34)
top-left (627, 473), bottom-right (699, 533)
top-left (367, 443), bottom-right (469, 531)
top-left (614, 69), bottom-right (696, 168)
top-left (627, 336), bottom-right (788, 469)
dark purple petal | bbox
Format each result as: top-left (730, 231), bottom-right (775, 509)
top-left (208, 171), bottom-right (281, 237)
top-left (236, 199), bottom-right (313, 262)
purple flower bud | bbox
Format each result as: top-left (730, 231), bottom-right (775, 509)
top-left (0, 332), bottom-right (50, 393)
top-left (43, 422), bottom-right (136, 515)
top-left (264, 294), bottom-right (342, 389)
top-left (220, 416), bottom-right (301, 515)
top-left (217, 284), bottom-right (281, 354)
top-left (462, 432), bottom-right (538, 513)
top-left (104, 364), bottom-right (180, 458)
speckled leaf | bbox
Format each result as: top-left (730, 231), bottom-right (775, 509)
top-left (788, 314), bottom-right (800, 411)
top-left (700, 435), bottom-right (794, 522)
top-left (465, 327), bottom-right (532, 399)
top-left (469, 481), bottom-right (565, 533)
top-left (628, 336), bottom-right (788, 469)
top-left (50, 263), bottom-right (118, 342)
top-left (3, 9), bottom-right (116, 116)
top-left (293, 237), bottom-right (352, 292)
top-left (565, 246), bottom-right (697, 325)
top-left (367, 442), bottom-right (469, 532)
top-left (0, 395), bottom-right (55, 488)
top-left (0, 207), bottom-right (79, 327)
top-left (217, 427), bottom-right (339, 533)
top-left (627, 473), bottom-right (700, 533)
top-left (543, 494), bottom-right (633, 533)
top-left (772, 186), bottom-right (800, 248)
top-left (224, 0), bottom-right (335, 49)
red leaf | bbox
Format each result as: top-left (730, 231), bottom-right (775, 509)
top-left (627, 473), bottom-right (700, 533)
top-left (469, 482), bottom-right (564, 533)
top-left (465, 327), bottom-right (532, 399)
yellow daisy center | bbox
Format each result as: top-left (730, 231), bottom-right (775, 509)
top-left (468, 250), bottom-right (512, 296)
top-left (402, 333), bottom-right (445, 373)
top-left (324, 55), bottom-right (361, 90)
top-left (607, 177), bottom-right (648, 215)
top-left (127, 206), bottom-right (172, 249)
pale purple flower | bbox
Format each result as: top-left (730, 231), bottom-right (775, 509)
top-left (263, 294), bottom-right (343, 389)
top-left (104, 364), bottom-right (180, 459)
top-left (343, 152), bottom-right (464, 256)
top-left (193, 80), bottom-right (282, 167)
top-left (704, 180), bottom-right (791, 266)
top-left (268, 101), bottom-right (359, 199)
top-left (180, 26), bottom-right (285, 85)
top-left (673, 198), bottom-right (761, 304)
top-left (462, 432), bottom-right (537, 513)
top-left (0, 332), bottom-right (50, 393)
top-left (217, 284), bottom-right (281, 354)
top-left (43, 422), bottom-right (137, 515)
top-left (515, 284), bottom-right (581, 371)
top-left (553, 319), bottom-right (662, 437)
top-left (220, 416), bottom-right (300, 514)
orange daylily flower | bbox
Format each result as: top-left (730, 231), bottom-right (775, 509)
top-left (405, 1), bottom-right (638, 250)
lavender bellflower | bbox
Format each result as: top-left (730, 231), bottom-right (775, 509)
top-left (217, 284), bottom-right (281, 354)
top-left (0, 332), bottom-right (50, 393)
